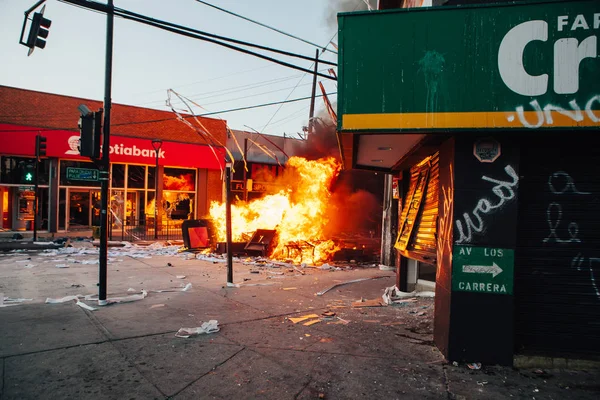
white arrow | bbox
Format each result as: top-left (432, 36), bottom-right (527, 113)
top-left (462, 263), bottom-right (503, 278)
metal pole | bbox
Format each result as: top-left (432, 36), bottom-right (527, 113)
top-left (308, 49), bottom-right (319, 135)
top-left (242, 138), bottom-right (248, 202)
top-left (154, 151), bottom-right (159, 239)
top-left (98, 0), bottom-right (114, 306)
top-left (226, 162), bottom-right (233, 284)
top-left (33, 132), bottom-right (40, 242)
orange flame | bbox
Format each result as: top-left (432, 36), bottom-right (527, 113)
top-left (164, 174), bottom-right (194, 191)
top-left (210, 156), bottom-right (341, 263)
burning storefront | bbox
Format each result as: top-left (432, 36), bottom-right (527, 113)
top-left (204, 128), bottom-right (385, 264)
top-left (0, 85), bottom-right (226, 237)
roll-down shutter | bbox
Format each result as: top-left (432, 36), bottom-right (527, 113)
top-left (395, 152), bottom-right (439, 264)
top-left (515, 135), bottom-right (600, 357)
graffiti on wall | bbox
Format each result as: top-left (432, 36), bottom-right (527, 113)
top-left (543, 171), bottom-right (599, 299)
top-left (455, 165), bottom-right (519, 244)
top-left (508, 95), bottom-right (600, 128)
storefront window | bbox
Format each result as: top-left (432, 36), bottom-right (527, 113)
top-left (164, 168), bottom-right (196, 191)
top-left (147, 166), bottom-right (156, 189)
top-left (110, 190), bottom-right (125, 229)
top-left (163, 168), bottom-right (196, 221)
top-left (112, 164), bottom-right (125, 188)
top-left (60, 161), bottom-right (100, 187)
top-left (1, 156), bottom-right (50, 185)
top-left (127, 165), bottom-right (145, 189)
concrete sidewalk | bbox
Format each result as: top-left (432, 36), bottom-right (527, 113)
top-left (1, 247), bottom-right (599, 399)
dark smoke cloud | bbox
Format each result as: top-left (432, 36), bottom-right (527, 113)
top-left (326, 0), bottom-right (372, 29)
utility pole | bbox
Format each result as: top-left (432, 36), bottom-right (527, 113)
top-left (33, 132), bottom-right (40, 242)
top-left (225, 160), bottom-right (233, 284)
top-left (243, 138), bottom-right (248, 202)
top-left (308, 49), bottom-right (319, 135)
top-left (98, 0), bottom-right (114, 306)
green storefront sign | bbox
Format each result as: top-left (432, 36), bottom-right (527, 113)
top-left (338, 0), bottom-right (600, 132)
top-left (66, 167), bottom-right (99, 182)
top-left (452, 246), bottom-right (514, 295)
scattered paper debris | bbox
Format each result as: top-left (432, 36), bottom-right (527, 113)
top-left (382, 285), bottom-right (435, 305)
top-left (303, 319), bottom-right (321, 326)
top-left (289, 314), bottom-right (320, 324)
top-left (467, 362), bottom-right (482, 370)
top-left (150, 304), bottom-right (165, 309)
top-left (46, 295), bottom-right (81, 304)
top-left (76, 300), bottom-right (97, 311)
top-left (175, 320), bottom-right (220, 338)
top-left (176, 275), bottom-right (186, 279)
top-left (352, 298), bottom-right (384, 308)
top-left (127, 288), bottom-right (136, 292)
top-left (55, 264), bottom-right (69, 268)
top-left (282, 287), bottom-right (297, 291)
top-left (0, 295), bottom-right (33, 307)
top-left (316, 276), bottom-right (387, 296)
top-left (379, 264), bottom-right (395, 271)
top-left (182, 283), bottom-right (192, 292)
top-left (24, 264), bottom-right (35, 269)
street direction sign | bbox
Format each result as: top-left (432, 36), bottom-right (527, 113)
top-left (66, 167), bottom-right (99, 181)
top-left (452, 245), bottom-right (514, 295)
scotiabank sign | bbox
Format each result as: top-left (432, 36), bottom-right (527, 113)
top-left (0, 124), bottom-right (225, 170)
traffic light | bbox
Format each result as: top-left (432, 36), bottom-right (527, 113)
top-left (78, 107), bottom-right (102, 159)
top-left (21, 163), bottom-right (35, 184)
top-left (36, 135), bottom-right (47, 158)
top-left (24, 6), bottom-right (51, 56)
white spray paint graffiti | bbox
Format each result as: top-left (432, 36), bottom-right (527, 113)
top-left (544, 171), bottom-right (598, 299)
top-left (507, 95), bottom-right (600, 128)
top-left (548, 171), bottom-right (591, 195)
top-left (544, 203), bottom-right (581, 243)
top-left (544, 171), bottom-right (589, 243)
top-left (572, 253), bottom-right (600, 299)
top-left (455, 165), bottom-right (519, 244)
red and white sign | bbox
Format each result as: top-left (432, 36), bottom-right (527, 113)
top-left (0, 124), bottom-right (225, 170)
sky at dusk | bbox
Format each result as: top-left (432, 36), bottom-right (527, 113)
top-left (0, 0), bottom-right (370, 137)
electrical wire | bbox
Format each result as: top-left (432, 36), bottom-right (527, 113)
top-left (193, 0), bottom-right (337, 55)
top-left (0, 91), bottom-right (337, 133)
top-left (112, 10), bottom-right (335, 80)
top-left (57, 0), bottom-right (337, 77)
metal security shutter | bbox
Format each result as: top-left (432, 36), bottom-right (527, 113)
top-left (395, 152), bottom-right (439, 264)
top-left (515, 134), bottom-right (600, 357)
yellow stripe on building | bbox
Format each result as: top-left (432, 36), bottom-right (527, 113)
top-left (342, 111), bottom-right (600, 130)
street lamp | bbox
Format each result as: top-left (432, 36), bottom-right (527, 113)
top-left (151, 139), bottom-right (163, 240)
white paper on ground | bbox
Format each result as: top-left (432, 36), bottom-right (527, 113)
top-left (105, 289), bottom-right (148, 304)
top-left (175, 320), bottom-right (219, 338)
top-left (76, 300), bottom-right (98, 311)
top-left (24, 264), bottom-right (35, 268)
top-left (176, 275), bottom-right (186, 279)
top-left (382, 285), bottom-right (436, 305)
top-left (46, 295), bottom-right (81, 304)
top-left (55, 264), bottom-right (69, 268)
top-left (182, 283), bottom-right (192, 291)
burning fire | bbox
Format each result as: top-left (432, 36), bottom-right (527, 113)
top-left (164, 174), bottom-right (194, 191)
top-left (210, 156), bottom-right (342, 263)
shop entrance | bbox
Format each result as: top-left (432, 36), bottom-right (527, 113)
top-left (68, 189), bottom-right (101, 230)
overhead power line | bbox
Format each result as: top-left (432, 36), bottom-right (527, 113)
top-left (58, 0), bottom-right (336, 80)
top-left (194, 0), bottom-right (337, 55)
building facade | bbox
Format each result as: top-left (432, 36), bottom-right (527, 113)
top-left (338, 0), bottom-right (600, 364)
top-left (0, 86), bottom-right (226, 238)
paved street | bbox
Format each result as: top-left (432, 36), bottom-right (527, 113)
top-left (0, 242), bottom-right (598, 399)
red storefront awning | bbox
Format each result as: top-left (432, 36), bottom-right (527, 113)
top-left (0, 124), bottom-right (225, 170)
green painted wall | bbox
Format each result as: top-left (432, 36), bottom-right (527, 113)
top-left (338, 0), bottom-right (600, 130)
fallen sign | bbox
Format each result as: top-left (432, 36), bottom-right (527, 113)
top-left (316, 276), bottom-right (389, 296)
